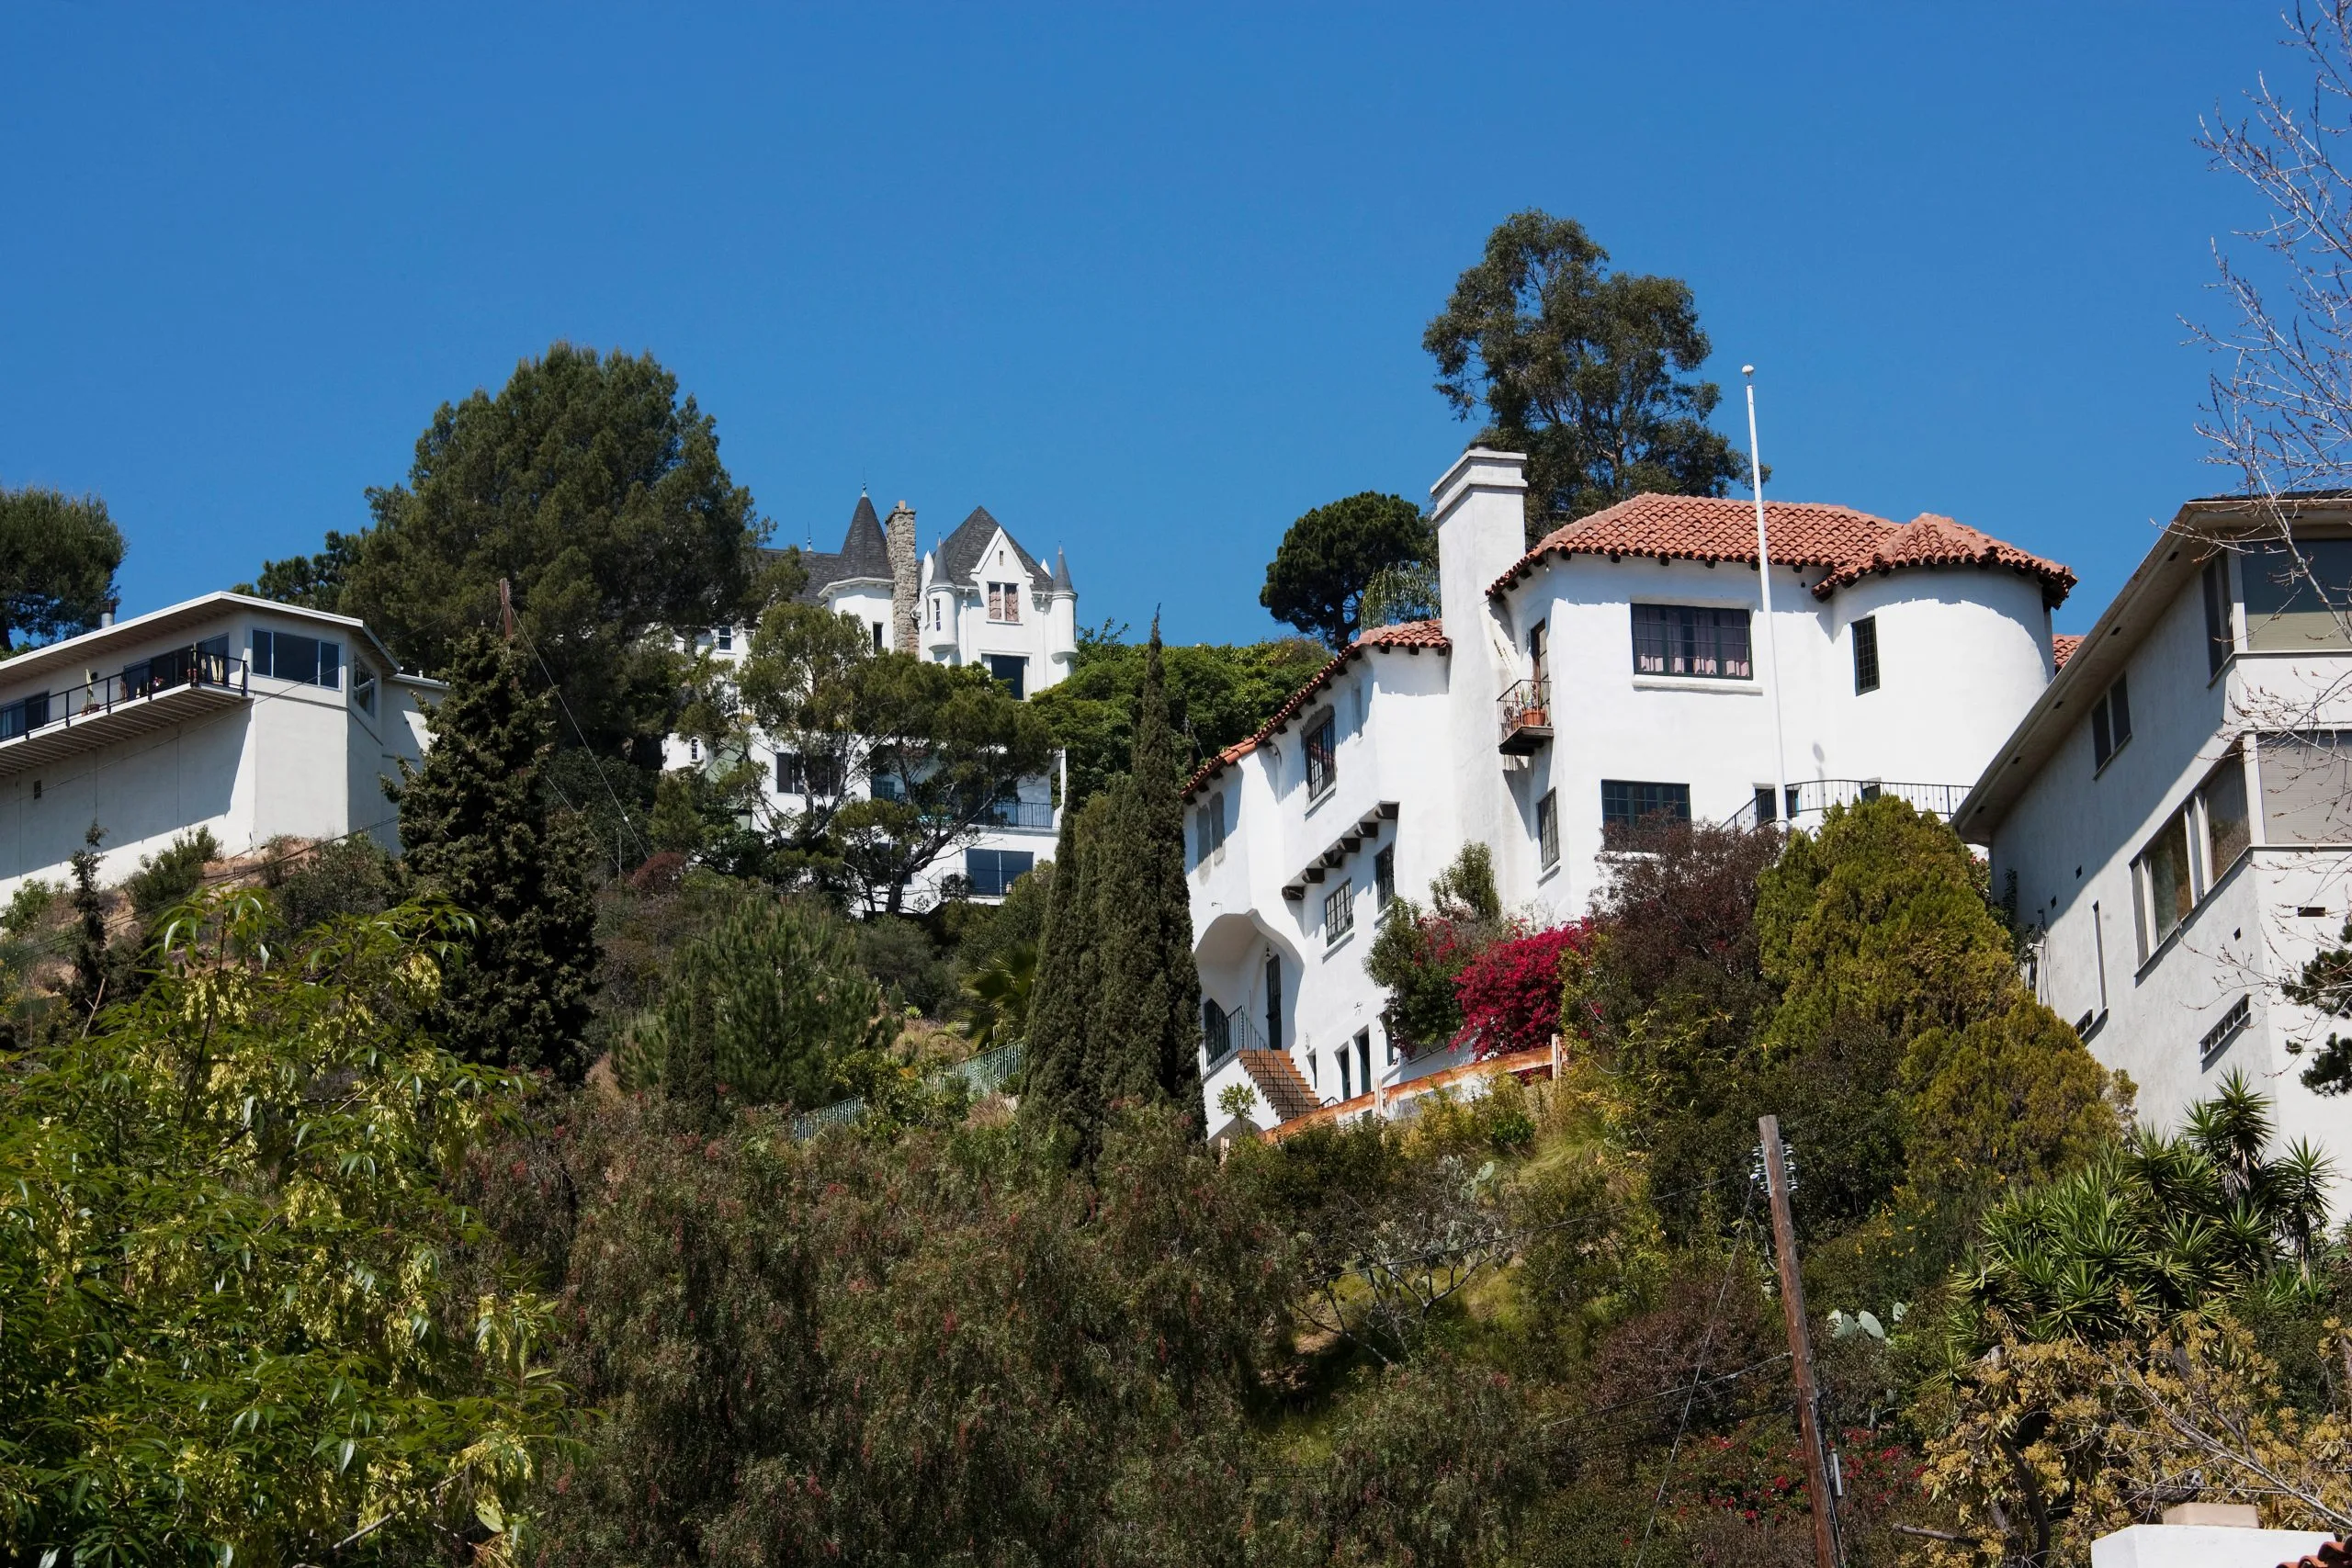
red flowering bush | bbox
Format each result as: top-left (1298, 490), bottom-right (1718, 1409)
top-left (1451, 921), bottom-right (1589, 1059)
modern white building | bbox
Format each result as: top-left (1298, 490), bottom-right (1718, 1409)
top-left (1955, 493), bottom-right (2352, 1171)
top-left (0, 592), bottom-right (439, 897)
top-left (1191, 448), bottom-right (2075, 1134)
top-left (673, 493), bottom-right (1080, 906)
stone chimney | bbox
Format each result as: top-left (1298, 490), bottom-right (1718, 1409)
top-left (887, 502), bottom-right (919, 655)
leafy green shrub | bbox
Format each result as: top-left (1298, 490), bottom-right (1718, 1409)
top-left (122, 826), bottom-right (219, 916)
top-left (0, 877), bottom-right (55, 936)
top-left (269, 835), bottom-right (395, 932)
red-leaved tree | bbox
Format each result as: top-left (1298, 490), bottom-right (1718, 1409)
top-left (1451, 922), bottom-right (1589, 1059)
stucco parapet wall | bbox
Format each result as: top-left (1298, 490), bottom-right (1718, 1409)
top-left (1484, 492), bottom-right (2075, 608)
top-left (1181, 621), bottom-right (1450, 800)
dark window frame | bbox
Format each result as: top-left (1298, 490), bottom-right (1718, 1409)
top-left (1852, 615), bottom-right (1881, 694)
top-left (1536, 788), bottom-right (1560, 868)
top-left (1631, 604), bottom-right (1754, 680)
top-left (1304, 711), bottom-right (1338, 800)
top-left (1600, 779), bottom-right (1692, 846)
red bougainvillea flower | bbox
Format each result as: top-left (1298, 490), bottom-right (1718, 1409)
top-left (1450, 920), bottom-right (1590, 1059)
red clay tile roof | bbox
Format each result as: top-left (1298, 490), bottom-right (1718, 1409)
top-left (1488, 493), bottom-right (2075, 607)
top-left (2052, 633), bottom-right (2084, 669)
top-left (1182, 619), bottom-right (1449, 798)
top-left (2281, 1539), bottom-right (2349, 1568)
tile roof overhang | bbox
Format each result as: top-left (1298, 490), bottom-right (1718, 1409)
top-left (1181, 619), bottom-right (1449, 800)
top-left (1487, 493), bottom-right (2076, 609)
top-left (1951, 491), bottom-right (2352, 843)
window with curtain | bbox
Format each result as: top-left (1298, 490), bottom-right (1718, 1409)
top-left (1631, 604), bottom-right (1752, 679)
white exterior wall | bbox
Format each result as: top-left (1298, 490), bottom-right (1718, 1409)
top-left (0, 596), bottom-right (429, 897)
top-left (1983, 545), bottom-right (2352, 1171)
top-left (1196, 449), bottom-right (2064, 1129)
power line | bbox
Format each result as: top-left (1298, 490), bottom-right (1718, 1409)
top-left (1635, 1172), bottom-right (1761, 1568)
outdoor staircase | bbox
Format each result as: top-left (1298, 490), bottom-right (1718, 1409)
top-left (1238, 1049), bottom-right (1317, 1122)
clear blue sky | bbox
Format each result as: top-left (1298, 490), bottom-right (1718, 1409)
top-left (0, 2), bottom-right (2294, 645)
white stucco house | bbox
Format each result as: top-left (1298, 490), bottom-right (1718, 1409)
top-left (1954, 492), bottom-right (2352, 1173)
top-left (1191, 447), bottom-right (2076, 1134)
top-left (670, 493), bottom-right (1079, 907)
top-left (0, 592), bottom-right (440, 898)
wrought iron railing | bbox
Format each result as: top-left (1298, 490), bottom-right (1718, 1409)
top-left (1719, 778), bottom-right (1970, 833)
top-left (0, 647), bottom-right (249, 747)
top-left (1498, 676), bottom-right (1552, 740)
top-left (1201, 1005), bottom-right (1269, 1077)
top-left (986, 797), bottom-right (1055, 829)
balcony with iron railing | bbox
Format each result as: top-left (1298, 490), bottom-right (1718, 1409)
top-left (984, 796), bottom-right (1056, 830)
top-left (1200, 1002), bottom-right (1271, 1077)
top-left (1718, 778), bottom-right (1969, 833)
top-left (0, 647), bottom-right (251, 778)
top-left (1498, 676), bottom-right (1552, 755)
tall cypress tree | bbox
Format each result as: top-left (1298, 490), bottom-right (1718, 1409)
top-left (1021, 792), bottom-right (1104, 1142)
top-left (1087, 619), bottom-right (1203, 1124)
top-left (394, 629), bottom-right (597, 1080)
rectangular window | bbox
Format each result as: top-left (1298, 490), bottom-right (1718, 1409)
top-left (1753, 784), bottom-right (1779, 824)
top-left (1384, 1027), bottom-right (1397, 1066)
top-left (1537, 788), bottom-right (1560, 868)
top-left (1338, 1043), bottom-right (1352, 1100)
top-left (932, 599), bottom-right (942, 632)
top-left (1325, 879), bottom-right (1355, 944)
top-left (2242, 538), bottom-right (2352, 651)
top-left (354, 668), bottom-right (378, 716)
top-left (1527, 619), bottom-right (1547, 678)
top-left (2134, 806), bottom-right (2197, 958)
top-left (1374, 843), bottom-right (1396, 908)
top-left (1265, 954), bottom-right (1283, 1054)
top-left (2257, 730), bottom-right (2352, 843)
top-left (252, 629), bottom-right (342, 689)
top-left (1600, 779), bottom-right (1691, 846)
top-left (985, 653), bottom-right (1028, 701)
top-left (718, 625), bottom-right (733, 652)
top-left (0, 691), bottom-right (50, 739)
top-left (2091, 672), bottom-right (2132, 771)
top-left (966, 848), bottom-right (1035, 898)
top-left (987, 582), bottom-right (1023, 624)
top-left (2203, 751), bottom-right (2251, 877)
top-left (872, 621), bottom-right (885, 650)
top-left (2202, 556), bottom-right (2233, 676)
top-left (1305, 711), bottom-right (1337, 800)
top-left (1196, 794), bottom-right (1229, 864)
top-left (1355, 1029), bottom-right (1372, 1096)
top-left (1631, 604), bottom-right (1753, 679)
top-left (1852, 615), bottom-right (1881, 694)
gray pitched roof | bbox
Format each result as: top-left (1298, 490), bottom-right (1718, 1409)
top-left (786, 493), bottom-right (895, 601)
top-left (937, 505), bottom-right (1046, 587)
top-left (1051, 547), bottom-right (1075, 594)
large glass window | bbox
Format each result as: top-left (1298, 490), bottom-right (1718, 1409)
top-left (0, 691), bottom-right (50, 739)
top-left (966, 848), bottom-right (1034, 897)
top-left (2134, 807), bottom-right (2197, 958)
top-left (1632, 604), bottom-right (1752, 679)
top-left (2257, 730), bottom-right (2352, 844)
top-left (1600, 779), bottom-right (1691, 846)
top-left (252, 629), bottom-right (342, 689)
top-left (2241, 538), bottom-right (2352, 651)
top-left (2204, 751), bottom-right (2252, 874)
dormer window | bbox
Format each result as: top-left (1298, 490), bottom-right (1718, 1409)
top-left (988, 582), bottom-right (1022, 624)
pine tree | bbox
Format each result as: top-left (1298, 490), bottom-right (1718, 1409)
top-left (393, 630), bottom-right (597, 1080)
top-left (1021, 792), bottom-right (1104, 1142)
top-left (1086, 619), bottom-right (1203, 1123)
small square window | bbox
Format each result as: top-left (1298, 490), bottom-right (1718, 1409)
top-left (1324, 878), bottom-right (1354, 944)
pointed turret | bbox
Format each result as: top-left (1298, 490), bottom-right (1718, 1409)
top-left (1051, 547), bottom-right (1076, 595)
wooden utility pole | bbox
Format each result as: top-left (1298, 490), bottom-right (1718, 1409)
top-left (498, 578), bottom-right (516, 642)
top-left (1759, 1115), bottom-right (1842, 1568)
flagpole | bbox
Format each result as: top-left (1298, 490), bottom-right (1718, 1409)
top-left (1745, 367), bottom-right (1792, 829)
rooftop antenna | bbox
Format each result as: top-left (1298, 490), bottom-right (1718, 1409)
top-left (1744, 367), bottom-right (1792, 830)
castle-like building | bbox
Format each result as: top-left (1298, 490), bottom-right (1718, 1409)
top-left (674, 492), bottom-right (1079, 906)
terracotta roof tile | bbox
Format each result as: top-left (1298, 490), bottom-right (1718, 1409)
top-left (1488, 493), bottom-right (2075, 607)
top-left (2052, 633), bottom-right (2083, 669)
top-left (1182, 620), bottom-right (1448, 798)
top-left (2281, 1539), bottom-right (2349, 1568)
